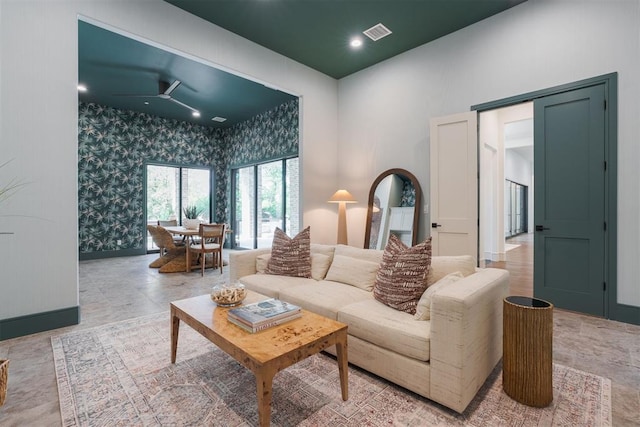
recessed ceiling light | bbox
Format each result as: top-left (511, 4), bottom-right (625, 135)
top-left (350, 37), bottom-right (363, 48)
top-left (144, 101), bottom-right (150, 105)
top-left (211, 116), bottom-right (227, 122)
top-left (77, 84), bottom-right (88, 92)
top-left (192, 111), bottom-right (201, 118)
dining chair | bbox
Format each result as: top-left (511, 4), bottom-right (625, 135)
top-left (156, 226), bottom-right (187, 256)
top-left (147, 225), bottom-right (182, 268)
top-left (158, 219), bottom-right (185, 246)
top-left (187, 223), bottom-right (225, 276)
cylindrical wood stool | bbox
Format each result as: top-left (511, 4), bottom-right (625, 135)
top-left (503, 296), bottom-right (553, 407)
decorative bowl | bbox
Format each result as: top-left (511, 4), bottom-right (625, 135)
top-left (211, 283), bottom-right (247, 307)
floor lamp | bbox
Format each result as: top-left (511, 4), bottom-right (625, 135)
top-left (328, 189), bottom-right (357, 245)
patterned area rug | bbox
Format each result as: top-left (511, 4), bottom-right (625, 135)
top-left (52, 312), bottom-right (611, 426)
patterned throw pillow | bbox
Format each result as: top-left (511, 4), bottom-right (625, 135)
top-left (373, 234), bottom-right (432, 314)
top-left (265, 227), bottom-right (312, 278)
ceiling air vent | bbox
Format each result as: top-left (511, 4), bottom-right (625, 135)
top-left (363, 23), bottom-right (392, 41)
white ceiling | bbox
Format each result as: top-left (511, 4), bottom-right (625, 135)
top-left (504, 118), bottom-right (533, 163)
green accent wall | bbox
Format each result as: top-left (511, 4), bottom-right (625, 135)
top-left (78, 99), bottom-right (298, 256)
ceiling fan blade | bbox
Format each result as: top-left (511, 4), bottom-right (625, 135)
top-left (167, 96), bottom-right (198, 114)
top-left (112, 94), bottom-right (158, 98)
top-left (163, 80), bottom-right (181, 96)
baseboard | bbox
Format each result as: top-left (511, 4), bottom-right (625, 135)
top-left (611, 302), bottom-right (640, 326)
top-left (80, 248), bottom-right (145, 260)
top-left (483, 252), bottom-right (506, 262)
top-left (0, 306), bottom-right (80, 341)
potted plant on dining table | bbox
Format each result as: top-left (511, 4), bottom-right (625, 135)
top-left (183, 205), bottom-right (203, 230)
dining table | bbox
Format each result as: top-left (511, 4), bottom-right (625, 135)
top-left (164, 225), bottom-right (232, 239)
top-left (163, 225), bottom-right (201, 239)
top-left (163, 225), bottom-right (232, 269)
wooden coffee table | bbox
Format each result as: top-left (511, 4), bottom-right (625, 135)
top-left (170, 291), bottom-right (349, 427)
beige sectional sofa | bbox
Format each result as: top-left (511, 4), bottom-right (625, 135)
top-left (229, 243), bottom-right (509, 413)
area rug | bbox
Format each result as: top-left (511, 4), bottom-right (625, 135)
top-left (52, 312), bottom-right (611, 426)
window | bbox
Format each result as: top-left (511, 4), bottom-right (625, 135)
top-left (231, 157), bottom-right (299, 249)
top-left (146, 163), bottom-right (212, 251)
top-left (505, 179), bottom-right (527, 238)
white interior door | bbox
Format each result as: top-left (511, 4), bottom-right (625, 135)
top-left (429, 111), bottom-right (478, 259)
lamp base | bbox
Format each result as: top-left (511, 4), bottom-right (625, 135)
top-left (337, 202), bottom-right (348, 245)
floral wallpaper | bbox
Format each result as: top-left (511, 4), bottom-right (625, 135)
top-left (214, 99), bottom-right (299, 223)
top-left (221, 100), bottom-right (299, 166)
top-left (78, 99), bottom-right (298, 255)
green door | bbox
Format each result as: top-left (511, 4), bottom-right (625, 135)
top-left (533, 85), bottom-right (606, 316)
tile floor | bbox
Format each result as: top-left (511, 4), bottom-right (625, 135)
top-left (0, 253), bottom-right (639, 426)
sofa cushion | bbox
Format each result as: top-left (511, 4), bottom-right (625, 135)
top-left (239, 274), bottom-right (315, 298)
top-left (256, 254), bottom-right (270, 273)
top-left (311, 243), bottom-right (336, 260)
top-left (338, 299), bottom-right (431, 361)
top-left (373, 235), bottom-right (432, 314)
top-left (257, 252), bottom-right (332, 281)
top-left (265, 227), bottom-right (311, 278)
top-left (333, 244), bottom-right (384, 264)
top-left (324, 254), bottom-right (379, 291)
top-left (427, 255), bottom-right (476, 286)
top-left (310, 253), bottom-right (332, 280)
top-left (415, 271), bottom-right (464, 321)
top-left (279, 281), bottom-right (372, 320)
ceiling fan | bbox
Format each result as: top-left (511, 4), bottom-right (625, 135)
top-left (115, 80), bottom-right (200, 116)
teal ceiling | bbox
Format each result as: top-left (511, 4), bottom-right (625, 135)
top-left (79, 0), bottom-right (526, 127)
top-left (78, 21), bottom-right (296, 128)
top-left (165, 0), bottom-right (526, 79)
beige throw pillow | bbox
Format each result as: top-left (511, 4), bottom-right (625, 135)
top-left (325, 254), bottom-right (380, 291)
top-left (311, 253), bottom-right (332, 280)
top-left (373, 235), bottom-right (432, 314)
top-left (265, 227), bottom-right (311, 278)
top-left (256, 254), bottom-right (270, 274)
top-left (310, 243), bottom-right (336, 260)
top-left (333, 244), bottom-right (384, 264)
top-left (414, 271), bottom-right (464, 320)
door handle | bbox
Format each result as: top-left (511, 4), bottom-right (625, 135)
top-left (431, 223), bottom-right (442, 228)
top-left (535, 225), bottom-right (550, 231)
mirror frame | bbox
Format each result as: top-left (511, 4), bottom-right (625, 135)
top-left (363, 168), bottom-right (422, 249)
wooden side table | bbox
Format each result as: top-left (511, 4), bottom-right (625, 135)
top-left (502, 296), bottom-right (553, 407)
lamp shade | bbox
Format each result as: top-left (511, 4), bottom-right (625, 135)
top-left (328, 189), bottom-right (357, 203)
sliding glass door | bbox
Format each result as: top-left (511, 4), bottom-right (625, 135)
top-left (146, 163), bottom-right (212, 251)
top-left (232, 157), bottom-right (299, 249)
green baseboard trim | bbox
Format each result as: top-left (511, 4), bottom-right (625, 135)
top-left (611, 303), bottom-right (640, 326)
top-left (0, 306), bottom-right (80, 341)
top-left (80, 248), bottom-right (145, 261)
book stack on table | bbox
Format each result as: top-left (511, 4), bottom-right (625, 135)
top-left (227, 298), bottom-right (302, 333)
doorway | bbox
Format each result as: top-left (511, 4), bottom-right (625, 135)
top-left (479, 103), bottom-right (534, 296)
top-left (473, 73), bottom-right (617, 319)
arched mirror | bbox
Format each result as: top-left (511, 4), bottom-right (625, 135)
top-left (364, 168), bottom-right (422, 249)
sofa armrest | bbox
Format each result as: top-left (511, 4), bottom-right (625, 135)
top-left (429, 268), bottom-right (509, 413)
top-left (229, 248), bottom-right (272, 283)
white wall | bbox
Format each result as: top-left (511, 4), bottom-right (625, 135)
top-left (338, 0), bottom-right (640, 307)
top-left (479, 110), bottom-right (501, 262)
top-left (0, 0), bottom-right (339, 320)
